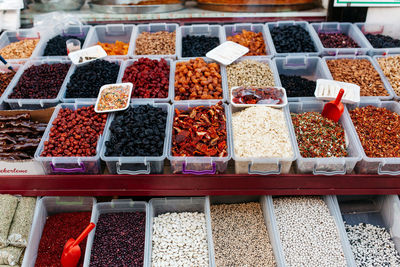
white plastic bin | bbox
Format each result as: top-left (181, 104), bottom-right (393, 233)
top-left (207, 195), bottom-right (285, 267)
top-left (274, 56), bottom-right (330, 102)
top-left (131, 23), bottom-right (179, 59)
top-left (147, 197), bottom-right (214, 267)
top-left (178, 24), bottom-right (223, 59)
top-left (265, 21), bottom-right (321, 57)
top-left (3, 57), bottom-right (72, 109)
top-left (83, 199), bottom-right (149, 267)
top-left (310, 22), bottom-right (370, 56)
top-left (345, 100), bottom-right (400, 175)
top-left (171, 57), bottom-right (228, 104)
top-left (322, 55), bottom-right (395, 101)
top-left (266, 195), bottom-right (356, 267)
top-left (100, 102), bottom-right (172, 175)
top-left (167, 101), bottom-right (232, 174)
top-left (355, 23), bottom-right (400, 56)
top-left (288, 101), bottom-right (362, 175)
top-left (373, 54), bottom-right (400, 100)
top-left (222, 23), bottom-right (273, 57)
top-left (117, 57), bottom-right (174, 103)
top-left (0, 29), bottom-right (42, 60)
top-left (34, 102), bottom-right (112, 174)
top-left (22, 196), bottom-right (96, 267)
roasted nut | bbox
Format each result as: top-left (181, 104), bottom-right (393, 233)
top-left (0, 39), bottom-right (40, 59)
top-left (135, 31), bottom-right (176, 55)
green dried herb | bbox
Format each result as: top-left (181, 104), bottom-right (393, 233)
top-left (0, 195), bottom-right (18, 248)
top-left (8, 197), bottom-right (36, 247)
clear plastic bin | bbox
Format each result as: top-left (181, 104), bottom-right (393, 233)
top-left (207, 195), bottom-right (285, 267)
top-left (116, 57), bottom-right (174, 103)
top-left (0, 29), bottom-right (42, 60)
top-left (100, 102), bottom-right (172, 175)
top-left (147, 197), bottom-right (214, 267)
top-left (265, 21), bottom-right (321, 57)
top-left (336, 195), bottom-right (400, 260)
top-left (22, 196), bottom-right (96, 267)
top-left (171, 57), bottom-right (228, 104)
top-left (61, 58), bottom-right (123, 103)
top-left (345, 100), bottom-right (400, 175)
top-left (373, 54), bottom-right (400, 100)
top-left (178, 24), bottom-right (223, 59)
top-left (131, 23), bottom-right (179, 59)
top-left (3, 57), bottom-right (72, 110)
top-left (222, 23), bottom-right (273, 57)
top-left (231, 105), bottom-right (297, 175)
top-left (266, 195), bottom-right (357, 267)
top-left (0, 62), bottom-right (23, 107)
top-left (322, 55), bottom-right (395, 101)
top-left (83, 199), bottom-right (149, 267)
top-left (354, 23), bottom-right (400, 56)
top-left (288, 101), bottom-right (362, 175)
top-left (34, 102), bottom-right (111, 174)
top-left (310, 22), bottom-right (370, 56)
top-left (167, 101), bottom-right (232, 174)
top-left (274, 56), bottom-right (330, 102)
top-left (84, 24), bottom-right (134, 57)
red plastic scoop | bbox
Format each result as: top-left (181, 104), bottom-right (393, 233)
top-left (321, 88), bottom-right (345, 122)
top-left (61, 222), bottom-right (95, 267)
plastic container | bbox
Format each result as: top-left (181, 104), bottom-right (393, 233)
top-left (230, 86), bottom-right (288, 108)
top-left (0, 29), bottom-right (42, 60)
top-left (207, 195), bottom-right (285, 267)
top-left (61, 58), bottom-right (123, 103)
top-left (0, 62), bottom-right (23, 107)
top-left (116, 57), bottom-right (174, 103)
top-left (288, 101), bottom-right (362, 175)
top-left (354, 23), bottom-right (400, 56)
top-left (373, 54), bottom-right (400, 100)
top-left (231, 105), bottom-right (297, 175)
top-left (322, 55), bottom-right (395, 101)
top-left (147, 197), bottom-right (214, 266)
top-left (34, 102), bottom-right (111, 174)
top-left (178, 24), bottom-right (224, 59)
top-left (310, 22), bottom-right (370, 56)
top-left (345, 100), bottom-right (400, 175)
top-left (265, 21), bottom-right (321, 57)
top-left (84, 24), bottom-right (135, 57)
top-left (68, 45), bottom-right (107, 66)
top-left (3, 57), bottom-right (72, 109)
top-left (171, 57), bottom-right (228, 104)
top-left (265, 195), bottom-right (357, 267)
top-left (315, 79), bottom-right (360, 104)
top-left (274, 56), bottom-right (330, 102)
top-left (222, 23), bottom-right (273, 57)
top-left (22, 196), bottom-right (96, 267)
top-left (131, 23), bottom-right (179, 59)
top-left (167, 101), bottom-right (231, 174)
top-left (83, 199), bottom-right (149, 267)
top-left (100, 101), bottom-right (172, 175)
top-left (336, 195), bottom-right (400, 260)
top-left (94, 83), bottom-right (133, 113)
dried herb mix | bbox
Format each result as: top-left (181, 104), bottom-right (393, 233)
top-left (8, 197), bottom-right (36, 247)
top-left (0, 195), bottom-right (18, 248)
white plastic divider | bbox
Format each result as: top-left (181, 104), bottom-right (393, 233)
top-left (288, 101), bottom-right (362, 175)
top-left (321, 55), bottom-right (395, 101)
top-left (0, 29), bottom-right (42, 60)
top-left (310, 22), bottom-right (370, 56)
top-left (83, 199), bottom-right (149, 267)
top-left (130, 23), bottom-right (179, 59)
top-left (373, 54), bottom-right (400, 100)
top-left (100, 101), bottom-right (172, 175)
top-left (207, 195), bottom-right (285, 267)
top-left (345, 100), bottom-right (400, 175)
top-left (3, 57), bottom-right (72, 110)
top-left (22, 197), bottom-right (96, 267)
top-left (265, 195), bottom-right (357, 267)
top-left (0, 62), bottom-right (23, 108)
top-left (34, 102), bottom-right (112, 174)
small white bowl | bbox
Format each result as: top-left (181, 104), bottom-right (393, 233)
top-left (230, 86), bottom-right (288, 108)
top-left (95, 83), bottom-right (133, 113)
top-left (68, 45), bottom-right (107, 66)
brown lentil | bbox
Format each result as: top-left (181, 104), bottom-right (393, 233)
top-left (226, 29), bottom-right (266, 56)
top-left (349, 105), bottom-right (400, 157)
top-left (227, 59), bottom-right (275, 89)
top-left (0, 39), bottom-right (40, 59)
top-left (291, 112), bottom-right (347, 158)
top-left (377, 55), bottom-right (400, 96)
top-left (326, 58), bottom-right (388, 96)
top-left (0, 72), bottom-right (15, 97)
top-left (135, 31), bottom-right (176, 55)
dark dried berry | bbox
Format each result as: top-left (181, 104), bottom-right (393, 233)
top-left (279, 74), bottom-right (316, 97)
top-left (270, 25), bottom-right (316, 53)
top-left (365, 33), bottom-right (400, 48)
top-left (43, 35), bottom-right (85, 56)
top-left (182, 35), bottom-right (220, 57)
top-left (318, 32), bottom-right (360, 48)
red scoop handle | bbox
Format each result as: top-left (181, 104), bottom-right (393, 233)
top-left (334, 89), bottom-right (345, 105)
top-left (72, 223), bottom-right (95, 247)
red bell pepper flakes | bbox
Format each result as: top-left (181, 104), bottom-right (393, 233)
top-left (291, 112), bottom-right (347, 158)
top-left (35, 212), bottom-right (91, 267)
top-left (171, 101), bottom-right (227, 157)
top-left (349, 105), bottom-right (400, 158)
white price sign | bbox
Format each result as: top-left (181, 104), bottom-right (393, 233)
top-left (335, 0), bottom-right (400, 6)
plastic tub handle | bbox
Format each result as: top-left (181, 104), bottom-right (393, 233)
top-left (61, 30), bottom-right (85, 38)
top-left (248, 162), bottom-right (281, 175)
top-left (378, 163), bottom-right (400, 176)
top-left (50, 162), bottom-right (86, 173)
top-left (116, 162), bottom-right (150, 175)
top-left (16, 32), bottom-right (40, 40)
top-left (182, 162), bottom-right (216, 175)
top-left (313, 163), bottom-right (346, 176)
